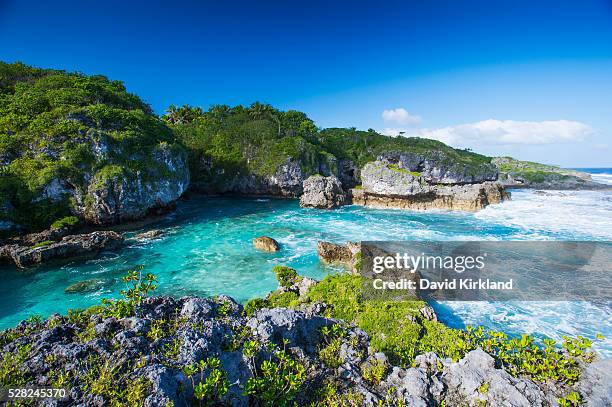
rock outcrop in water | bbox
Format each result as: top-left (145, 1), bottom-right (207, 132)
top-left (252, 236), bottom-right (280, 252)
top-left (353, 160), bottom-right (508, 211)
top-left (300, 175), bottom-right (348, 209)
top-left (0, 230), bottom-right (123, 268)
top-left (493, 157), bottom-right (608, 190)
top-left (316, 240), bottom-right (361, 272)
top-left (2, 293), bottom-right (607, 406)
top-left (378, 151), bottom-right (499, 184)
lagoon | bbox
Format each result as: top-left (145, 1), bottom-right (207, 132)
top-left (1, 187), bottom-right (611, 355)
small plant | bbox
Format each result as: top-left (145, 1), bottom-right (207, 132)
top-left (361, 358), bottom-right (387, 385)
top-left (51, 215), bottom-right (80, 230)
top-left (102, 266), bottom-right (157, 318)
top-left (318, 324), bottom-right (346, 369)
top-left (478, 382), bottom-right (489, 394)
top-left (164, 337), bottom-right (182, 361)
top-left (183, 357), bottom-right (230, 406)
top-left (243, 342), bottom-right (306, 406)
top-left (216, 299), bottom-right (233, 319)
top-left (0, 343), bottom-right (32, 386)
top-left (273, 265), bottom-right (299, 288)
top-left (558, 391), bottom-right (582, 407)
top-left (32, 240), bottom-right (55, 249)
top-left (244, 298), bottom-right (269, 316)
top-left (311, 379), bottom-right (365, 407)
top-left (147, 319), bottom-right (168, 341)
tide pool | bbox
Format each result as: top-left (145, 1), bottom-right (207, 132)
top-left (1, 187), bottom-right (611, 355)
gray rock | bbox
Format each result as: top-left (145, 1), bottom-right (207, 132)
top-left (74, 143), bottom-right (189, 225)
top-left (180, 297), bottom-right (215, 322)
top-left (578, 359), bottom-right (612, 407)
top-left (357, 160), bottom-right (509, 211)
top-left (247, 308), bottom-right (330, 355)
top-left (442, 349), bottom-right (546, 407)
top-left (379, 151), bottom-right (498, 184)
top-left (142, 364), bottom-right (190, 407)
top-left (300, 175), bottom-right (348, 209)
top-left (2, 230), bottom-right (123, 268)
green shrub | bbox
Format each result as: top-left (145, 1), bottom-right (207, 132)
top-left (183, 358), bottom-right (230, 406)
top-left (244, 298), bottom-right (270, 316)
top-left (51, 215), bottom-right (80, 229)
top-left (267, 291), bottom-right (299, 308)
top-left (102, 266), bottom-right (157, 318)
top-left (273, 265), bottom-right (299, 288)
top-left (32, 239), bottom-right (55, 248)
top-left (361, 358), bottom-right (387, 385)
top-left (243, 344), bottom-right (306, 406)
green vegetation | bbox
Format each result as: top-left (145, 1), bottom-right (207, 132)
top-left (361, 358), bottom-right (387, 385)
top-left (265, 271), bottom-right (599, 388)
top-left (273, 265), bottom-right (299, 288)
top-left (50, 215), bottom-right (80, 229)
top-left (494, 156), bottom-right (587, 185)
top-left (243, 340), bottom-right (307, 406)
top-left (558, 391), bottom-right (583, 407)
top-left (318, 324), bottom-right (346, 368)
top-left (184, 357), bottom-right (230, 406)
top-left (32, 239), bottom-right (55, 248)
top-left (0, 61), bottom-right (181, 233)
top-left (101, 265), bottom-right (157, 318)
top-left (167, 102), bottom-right (494, 191)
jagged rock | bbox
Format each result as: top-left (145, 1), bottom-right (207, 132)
top-left (197, 159), bottom-right (306, 197)
top-left (316, 241), bottom-right (361, 272)
top-left (442, 349), bottom-right (546, 406)
top-left (419, 305), bottom-right (438, 321)
top-left (246, 308), bottom-right (331, 355)
top-left (300, 175), bottom-right (348, 209)
top-left (252, 236), bottom-right (280, 252)
top-left (379, 151), bottom-right (499, 184)
top-left (135, 229), bottom-right (164, 240)
top-left (578, 359), bottom-right (612, 407)
top-left (383, 350), bottom-right (547, 406)
top-left (1, 231), bottom-right (123, 268)
top-left (0, 294), bottom-right (603, 407)
top-left (74, 144), bottom-right (190, 225)
top-left (355, 160), bottom-right (509, 211)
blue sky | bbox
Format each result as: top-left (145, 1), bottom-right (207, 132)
top-left (1, 0), bottom-right (611, 166)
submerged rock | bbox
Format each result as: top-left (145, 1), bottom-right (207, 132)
top-left (1, 230), bottom-right (123, 268)
top-left (253, 236), bottom-right (280, 252)
top-left (65, 279), bottom-right (107, 294)
top-left (300, 175), bottom-right (348, 209)
top-left (135, 229), bottom-right (164, 240)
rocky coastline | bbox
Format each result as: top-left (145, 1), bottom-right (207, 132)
top-left (1, 268), bottom-right (609, 407)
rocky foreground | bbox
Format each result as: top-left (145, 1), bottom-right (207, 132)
top-left (1, 269), bottom-right (609, 406)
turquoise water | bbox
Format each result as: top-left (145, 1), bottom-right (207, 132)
top-left (1, 187), bottom-right (611, 355)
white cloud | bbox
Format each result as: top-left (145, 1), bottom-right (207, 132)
top-left (382, 108), bottom-right (422, 125)
top-left (385, 119), bottom-right (593, 147)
